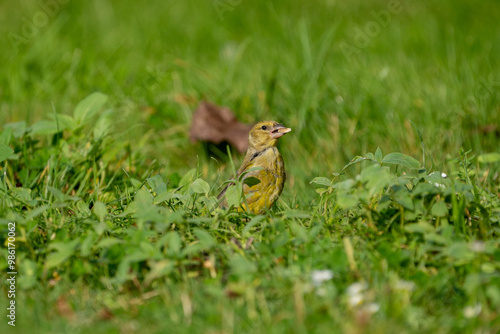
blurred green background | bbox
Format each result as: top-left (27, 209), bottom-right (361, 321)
top-left (1, 0), bottom-right (499, 202)
top-left (1, 1), bottom-right (499, 333)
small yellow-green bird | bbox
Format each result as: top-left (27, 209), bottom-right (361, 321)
top-left (218, 121), bottom-right (291, 214)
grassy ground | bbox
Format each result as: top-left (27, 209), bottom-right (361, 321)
top-left (1, 0), bottom-right (499, 333)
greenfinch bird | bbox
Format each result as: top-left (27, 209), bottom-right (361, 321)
top-left (218, 121), bottom-right (291, 214)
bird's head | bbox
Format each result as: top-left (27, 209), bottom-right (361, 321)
top-left (248, 121), bottom-right (291, 151)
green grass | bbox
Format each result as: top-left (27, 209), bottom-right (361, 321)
top-left (1, 0), bottom-right (500, 332)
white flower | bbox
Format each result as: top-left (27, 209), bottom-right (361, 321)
top-left (348, 293), bottom-right (364, 307)
top-left (347, 282), bottom-right (367, 296)
top-left (469, 241), bottom-right (485, 253)
top-left (311, 270), bottom-right (334, 286)
top-left (441, 173), bottom-right (448, 178)
top-left (463, 304), bottom-right (482, 318)
top-left (346, 282), bottom-right (367, 307)
top-left (364, 303), bottom-right (380, 314)
top-left (316, 287), bottom-right (327, 297)
top-left (395, 280), bottom-right (415, 292)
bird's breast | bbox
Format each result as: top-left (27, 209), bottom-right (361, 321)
top-left (241, 146), bottom-right (286, 213)
top-left (252, 147), bottom-right (284, 177)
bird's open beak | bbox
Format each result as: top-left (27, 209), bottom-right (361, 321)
top-left (270, 123), bottom-right (292, 139)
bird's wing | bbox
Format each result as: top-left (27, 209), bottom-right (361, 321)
top-left (217, 150), bottom-right (255, 203)
top-left (241, 159), bottom-right (280, 212)
top-left (217, 149), bottom-right (263, 205)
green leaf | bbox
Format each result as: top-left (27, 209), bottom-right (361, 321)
top-left (130, 178), bottom-right (142, 189)
top-left (360, 164), bottom-right (393, 195)
top-left (80, 232), bottom-right (97, 257)
top-left (180, 242), bottom-right (205, 257)
top-left (133, 188), bottom-right (166, 224)
top-left (154, 191), bottom-right (181, 204)
top-left (243, 176), bottom-right (261, 187)
top-left (375, 147), bottom-right (383, 162)
top-left (283, 210), bottom-right (311, 219)
top-left (478, 152), bottom-right (500, 164)
top-left (134, 188), bottom-right (153, 208)
top-left (0, 144), bottom-right (14, 162)
top-left (76, 200), bottom-right (91, 217)
top-left (404, 221), bottom-right (435, 234)
top-left (93, 109), bottom-right (114, 138)
top-left (242, 215), bottom-right (266, 236)
top-left (166, 231), bottom-right (182, 255)
top-left (424, 172), bottom-right (450, 188)
top-left (310, 177), bottom-right (332, 187)
top-left (229, 254), bottom-right (256, 278)
top-left (178, 168), bottom-right (196, 190)
top-left (431, 200), bottom-right (448, 217)
top-left (47, 239), bottom-right (79, 253)
top-left (24, 205), bottom-right (50, 223)
top-left (49, 114), bottom-right (75, 131)
top-left (239, 166), bottom-right (263, 180)
top-left (18, 259), bottom-right (37, 289)
top-left (0, 127), bottom-right (12, 145)
top-left (96, 238), bottom-right (123, 249)
top-left (47, 186), bottom-right (67, 202)
top-left (147, 175), bottom-right (167, 194)
top-left (412, 182), bottom-right (442, 196)
top-left (364, 152), bottom-right (375, 160)
top-left (338, 155), bottom-right (372, 174)
top-left (9, 187), bottom-right (32, 204)
top-left (393, 189), bottom-right (414, 210)
top-left (443, 242), bottom-right (473, 261)
top-left (29, 120), bottom-right (62, 136)
top-left (486, 286), bottom-right (500, 307)
top-left (93, 201), bottom-right (107, 222)
top-left (4, 122), bottom-right (26, 138)
top-left (45, 252), bottom-right (71, 269)
top-left (74, 92), bottom-right (108, 125)
top-left (190, 178), bottom-right (210, 195)
top-left (45, 239), bottom-right (79, 269)
top-left (337, 193), bottom-right (358, 209)
top-left (382, 152), bottom-right (421, 169)
top-left (289, 221), bottom-right (309, 242)
top-left (144, 260), bottom-right (174, 285)
top-left (124, 248), bottom-right (152, 263)
top-left (225, 183), bottom-right (242, 208)
top-left (424, 233), bottom-right (449, 245)
top-left (333, 179), bottom-right (354, 191)
top-left (193, 228), bottom-right (216, 248)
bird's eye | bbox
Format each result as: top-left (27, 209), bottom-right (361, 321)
top-left (261, 125), bottom-right (267, 130)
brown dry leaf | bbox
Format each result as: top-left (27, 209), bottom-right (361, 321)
top-left (190, 101), bottom-right (252, 153)
top-left (245, 237), bottom-right (255, 250)
top-left (56, 296), bottom-right (75, 321)
top-left (97, 307), bottom-right (114, 321)
top-left (141, 106), bottom-right (157, 116)
top-left (225, 288), bottom-right (242, 299)
top-left (230, 237), bottom-right (243, 250)
top-left (477, 124), bottom-right (499, 136)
